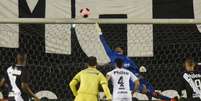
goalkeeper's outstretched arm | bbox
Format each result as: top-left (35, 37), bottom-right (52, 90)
top-left (96, 23), bottom-right (115, 60)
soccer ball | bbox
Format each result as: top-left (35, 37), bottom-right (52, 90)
top-left (80, 8), bottom-right (90, 18)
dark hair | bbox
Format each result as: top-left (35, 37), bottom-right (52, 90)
top-left (16, 52), bottom-right (27, 63)
top-left (87, 56), bottom-right (97, 66)
top-left (184, 56), bottom-right (195, 67)
top-left (115, 58), bottom-right (124, 68)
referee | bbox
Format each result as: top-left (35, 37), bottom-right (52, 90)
top-left (69, 56), bottom-right (112, 101)
top-left (179, 57), bottom-right (201, 101)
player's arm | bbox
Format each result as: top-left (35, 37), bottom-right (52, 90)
top-left (21, 68), bottom-right (40, 101)
top-left (106, 71), bottom-right (112, 81)
top-left (130, 73), bottom-right (148, 94)
top-left (177, 73), bottom-right (185, 97)
top-left (127, 58), bottom-right (140, 76)
top-left (0, 71), bottom-right (5, 89)
top-left (21, 82), bottom-right (39, 101)
top-left (99, 73), bottom-right (112, 101)
top-left (69, 72), bottom-right (81, 96)
top-left (130, 71), bottom-right (140, 91)
top-left (96, 23), bottom-right (116, 60)
top-left (0, 78), bottom-right (5, 89)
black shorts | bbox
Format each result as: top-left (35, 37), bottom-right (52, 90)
top-left (5, 93), bottom-right (29, 101)
top-left (180, 98), bottom-right (201, 101)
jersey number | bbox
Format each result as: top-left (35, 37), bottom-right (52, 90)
top-left (194, 79), bottom-right (201, 90)
top-left (118, 76), bottom-right (124, 87)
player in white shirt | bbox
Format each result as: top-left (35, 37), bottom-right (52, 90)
top-left (106, 58), bottom-right (140, 101)
top-left (0, 53), bottom-right (39, 101)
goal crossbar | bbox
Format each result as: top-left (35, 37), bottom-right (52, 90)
top-left (0, 18), bottom-right (201, 24)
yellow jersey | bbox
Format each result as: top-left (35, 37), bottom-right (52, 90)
top-left (69, 67), bottom-right (111, 100)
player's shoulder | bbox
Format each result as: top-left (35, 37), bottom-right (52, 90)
top-left (180, 71), bottom-right (188, 77)
top-left (123, 68), bottom-right (135, 76)
top-left (7, 65), bottom-right (13, 71)
top-left (78, 69), bottom-right (86, 74)
top-left (106, 69), bottom-right (115, 75)
top-left (83, 68), bottom-right (102, 75)
top-left (107, 68), bottom-right (120, 73)
top-left (181, 71), bottom-right (198, 78)
top-left (181, 71), bottom-right (194, 75)
top-left (94, 68), bottom-right (103, 74)
top-left (109, 68), bottom-right (130, 74)
top-left (121, 68), bottom-right (131, 73)
top-left (84, 67), bottom-right (100, 72)
top-left (109, 68), bottom-right (117, 72)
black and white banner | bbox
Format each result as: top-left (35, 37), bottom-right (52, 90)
top-left (0, 0), bottom-right (201, 100)
top-left (0, 0), bottom-right (71, 54)
top-left (0, 0), bottom-right (201, 57)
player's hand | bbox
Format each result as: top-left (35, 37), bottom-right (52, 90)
top-left (95, 23), bottom-right (102, 34)
top-left (102, 95), bottom-right (111, 101)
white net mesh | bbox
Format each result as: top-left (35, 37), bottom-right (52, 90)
top-left (0, 19), bottom-right (201, 100)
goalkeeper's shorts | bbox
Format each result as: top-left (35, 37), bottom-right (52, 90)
top-left (139, 79), bottom-right (155, 93)
top-left (75, 93), bottom-right (98, 101)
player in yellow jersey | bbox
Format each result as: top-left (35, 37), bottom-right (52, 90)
top-left (69, 56), bottom-right (112, 101)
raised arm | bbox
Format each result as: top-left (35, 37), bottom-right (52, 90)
top-left (69, 72), bottom-right (81, 96)
top-left (127, 57), bottom-right (140, 76)
top-left (96, 23), bottom-right (116, 60)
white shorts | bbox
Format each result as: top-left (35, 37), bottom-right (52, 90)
top-left (9, 92), bottom-right (24, 101)
top-left (113, 97), bottom-right (132, 101)
top-left (14, 95), bottom-right (24, 101)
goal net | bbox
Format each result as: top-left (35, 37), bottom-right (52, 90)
top-left (0, 18), bottom-right (201, 100)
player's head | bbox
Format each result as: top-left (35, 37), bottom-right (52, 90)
top-left (16, 52), bottom-right (27, 65)
top-left (87, 56), bottom-right (97, 67)
top-left (115, 58), bottom-right (124, 68)
top-left (115, 47), bottom-right (124, 55)
top-left (184, 57), bottom-right (195, 72)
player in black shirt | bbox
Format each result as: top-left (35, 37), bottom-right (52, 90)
top-left (0, 53), bottom-right (40, 101)
top-left (179, 57), bottom-right (201, 101)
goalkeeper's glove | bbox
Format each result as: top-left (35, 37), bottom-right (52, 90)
top-left (95, 23), bottom-right (102, 34)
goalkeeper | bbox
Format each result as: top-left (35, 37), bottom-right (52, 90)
top-left (69, 56), bottom-right (112, 101)
top-left (95, 23), bottom-right (177, 101)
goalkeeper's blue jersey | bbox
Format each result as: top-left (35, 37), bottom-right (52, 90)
top-left (100, 35), bottom-right (140, 76)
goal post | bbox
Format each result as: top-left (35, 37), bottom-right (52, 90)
top-left (0, 18), bottom-right (201, 24)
